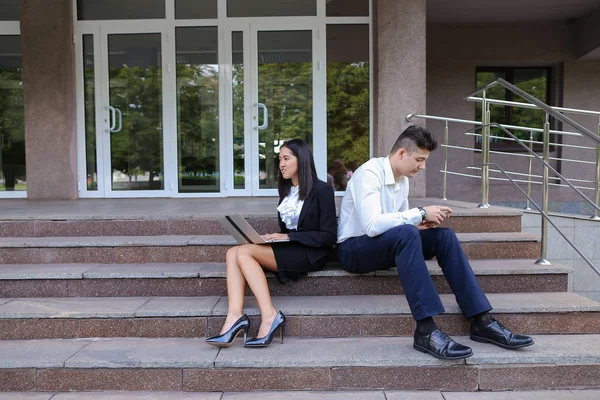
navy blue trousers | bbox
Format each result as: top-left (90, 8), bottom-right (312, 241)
top-left (337, 225), bottom-right (492, 320)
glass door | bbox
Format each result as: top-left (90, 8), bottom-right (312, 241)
top-left (99, 28), bottom-right (171, 197)
top-left (252, 27), bottom-right (314, 195)
top-left (226, 23), bottom-right (318, 196)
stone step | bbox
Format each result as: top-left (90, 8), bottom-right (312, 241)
top-left (0, 259), bottom-right (569, 298)
top-left (0, 293), bottom-right (597, 339)
top-left (0, 232), bottom-right (541, 264)
top-left (0, 213), bottom-right (522, 237)
top-left (1, 335), bottom-right (599, 392)
top-left (1, 390), bottom-right (599, 400)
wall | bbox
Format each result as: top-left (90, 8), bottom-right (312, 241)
top-left (425, 21), bottom-right (600, 209)
top-left (522, 212), bottom-right (600, 301)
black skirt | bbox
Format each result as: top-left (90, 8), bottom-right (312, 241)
top-left (271, 241), bottom-right (328, 283)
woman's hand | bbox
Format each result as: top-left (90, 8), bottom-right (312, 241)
top-left (262, 233), bottom-right (290, 242)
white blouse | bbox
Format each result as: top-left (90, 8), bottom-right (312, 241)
top-left (277, 185), bottom-right (305, 230)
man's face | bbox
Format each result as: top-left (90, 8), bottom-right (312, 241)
top-left (394, 147), bottom-right (430, 177)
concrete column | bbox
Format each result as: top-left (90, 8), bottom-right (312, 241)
top-left (20, 0), bottom-right (78, 199)
top-left (374, 0), bottom-right (427, 196)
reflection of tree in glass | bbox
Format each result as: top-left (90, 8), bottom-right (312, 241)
top-left (327, 61), bottom-right (369, 181)
top-left (258, 62), bottom-right (313, 189)
top-left (0, 68), bottom-right (26, 191)
top-left (232, 63), bottom-right (245, 188)
top-left (476, 71), bottom-right (547, 143)
top-left (177, 63), bottom-right (220, 192)
top-left (83, 59), bottom-right (97, 190)
top-left (109, 65), bottom-right (164, 190)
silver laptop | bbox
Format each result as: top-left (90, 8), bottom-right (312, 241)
top-left (218, 213), bottom-right (290, 245)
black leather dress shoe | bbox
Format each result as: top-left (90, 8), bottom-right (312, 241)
top-left (413, 329), bottom-right (473, 360)
top-left (471, 318), bottom-right (534, 349)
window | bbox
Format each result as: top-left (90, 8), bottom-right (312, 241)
top-left (475, 67), bottom-right (552, 151)
top-left (77, 0), bottom-right (165, 20)
top-left (326, 24), bottom-right (370, 191)
top-left (0, 0), bottom-right (19, 21)
top-left (0, 35), bottom-right (25, 192)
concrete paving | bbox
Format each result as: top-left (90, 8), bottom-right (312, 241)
top-left (1, 292), bottom-right (597, 319)
top-left (0, 338), bottom-right (89, 368)
top-left (52, 393), bottom-right (222, 400)
top-left (0, 232), bottom-right (539, 248)
top-left (0, 260), bottom-right (569, 280)
top-left (0, 198), bottom-right (520, 220)
top-left (2, 390), bottom-right (599, 400)
top-left (0, 263), bottom-right (99, 279)
top-left (0, 297), bottom-right (152, 319)
top-left (64, 338), bottom-right (219, 369)
top-left (135, 296), bottom-right (221, 317)
top-left (2, 335), bottom-right (598, 369)
top-left (83, 263), bottom-right (208, 279)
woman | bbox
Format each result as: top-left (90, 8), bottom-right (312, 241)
top-left (206, 139), bottom-right (337, 348)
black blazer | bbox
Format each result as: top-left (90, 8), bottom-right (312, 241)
top-left (278, 179), bottom-right (337, 264)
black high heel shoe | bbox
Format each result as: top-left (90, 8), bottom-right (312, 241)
top-left (245, 311), bottom-right (285, 348)
top-left (206, 314), bottom-right (250, 348)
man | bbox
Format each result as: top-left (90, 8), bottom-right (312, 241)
top-left (336, 125), bottom-right (533, 360)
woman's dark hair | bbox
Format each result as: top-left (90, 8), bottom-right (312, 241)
top-left (278, 139), bottom-right (317, 201)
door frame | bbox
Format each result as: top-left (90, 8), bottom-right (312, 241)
top-left (221, 18), bottom-right (326, 197)
top-left (73, 0), bottom-right (371, 198)
top-left (76, 22), bottom-right (177, 198)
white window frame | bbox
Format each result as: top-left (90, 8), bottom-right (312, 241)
top-left (72, 0), bottom-right (372, 198)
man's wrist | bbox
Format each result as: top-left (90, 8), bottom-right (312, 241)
top-left (418, 207), bottom-right (427, 222)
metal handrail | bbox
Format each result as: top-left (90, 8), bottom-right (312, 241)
top-left (406, 113), bottom-right (583, 137)
top-left (485, 162), bottom-right (599, 277)
top-left (467, 96), bottom-right (600, 117)
top-left (410, 77), bottom-right (600, 274)
top-left (465, 78), bottom-right (599, 144)
top-left (478, 123), bottom-right (600, 214)
top-left (464, 133), bottom-right (598, 150)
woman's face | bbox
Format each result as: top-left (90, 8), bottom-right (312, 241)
top-left (279, 146), bottom-right (299, 183)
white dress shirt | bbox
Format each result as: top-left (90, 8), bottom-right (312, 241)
top-left (337, 156), bottom-right (423, 243)
top-left (277, 185), bottom-right (305, 230)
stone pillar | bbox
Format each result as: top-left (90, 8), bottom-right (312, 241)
top-left (20, 0), bottom-right (78, 199)
top-left (374, 0), bottom-right (427, 196)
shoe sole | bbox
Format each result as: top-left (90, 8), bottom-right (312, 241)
top-left (470, 335), bottom-right (535, 349)
top-left (413, 343), bottom-right (473, 360)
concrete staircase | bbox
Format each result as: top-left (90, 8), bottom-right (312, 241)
top-left (1, 199), bottom-right (599, 395)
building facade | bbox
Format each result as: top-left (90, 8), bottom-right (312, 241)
top-left (1, 0), bottom-right (599, 205)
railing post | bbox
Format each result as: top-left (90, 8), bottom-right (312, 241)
top-left (593, 117), bottom-right (600, 220)
top-left (479, 90), bottom-right (490, 208)
top-left (536, 113), bottom-right (551, 265)
top-left (442, 120), bottom-right (449, 200)
top-left (525, 130), bottom-right (534, 211)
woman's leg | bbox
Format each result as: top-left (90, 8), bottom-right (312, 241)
top-left (236, 244), bottom-right (279, 337)
top-left (220, 246), bottom-right (247, 334)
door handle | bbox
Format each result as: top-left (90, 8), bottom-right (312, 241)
top-left (107, 106), bottom-right (116, 132)
top-left (108, 106), bottom-right (123, 133)
top-left (113, 108), bottom-right (123, 133)
top-left (256, 103), bottom-right (268, 130)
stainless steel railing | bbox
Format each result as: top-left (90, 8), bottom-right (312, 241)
top-left (485, 162), bottom-right (600, 277)
top-left (406, 78), bottom-right (600, 276)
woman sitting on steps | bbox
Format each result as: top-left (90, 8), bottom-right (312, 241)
top-left (206, 139), bottom-right (337, 348)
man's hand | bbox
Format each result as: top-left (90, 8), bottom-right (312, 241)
top-left (417, 221), bottom-right (437, 230)
top-left (422, 206), bottom-right (453, 225)
top-left (262, 233), bottom-right (290, 242)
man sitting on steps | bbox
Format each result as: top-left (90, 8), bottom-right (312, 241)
top-left (336, 125), bottom-right (534, 360)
